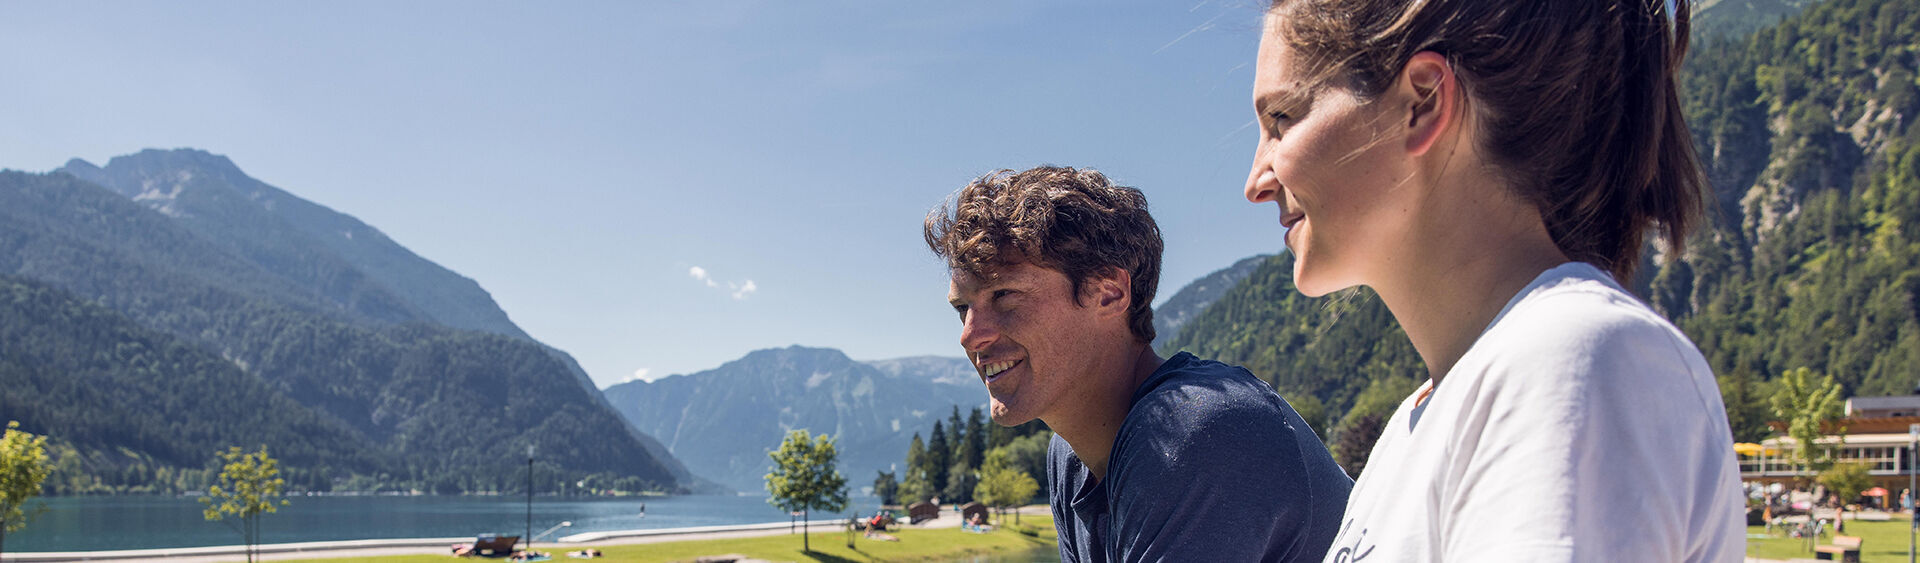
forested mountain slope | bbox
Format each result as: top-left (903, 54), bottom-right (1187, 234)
top-left (0, 274), bottom-right (382, 493)
top-left (58, 149), bottom-right (526, 339)
top-left (1168, 0), bottom-right (1918, 457)
top-left (0, 164), bottom-right (683, 493)
top-left (1659, 0), bottom-right (1920, 440)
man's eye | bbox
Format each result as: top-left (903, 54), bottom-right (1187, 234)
top-left (992, 289), bottom-right (1015, 300)
top-left (953, 305), bottom-right (968, 321)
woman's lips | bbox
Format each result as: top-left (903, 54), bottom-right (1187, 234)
top-left (1280, 212), bottom-right (1303, 250)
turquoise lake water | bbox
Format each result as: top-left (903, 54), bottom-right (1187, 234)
top-left (7, 494), bottom-right (886, 552)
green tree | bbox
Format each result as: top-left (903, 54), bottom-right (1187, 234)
top-left (764, 430), bottom-right (848, 552)
top-left (897, 433), bottom-right (934, 504)
top-left (972, 449), bottom-right (1039, 525)
top-left (1332, 413), bottom-right (1387, 479)
top-left (927, 421), bottom-right (951, 498)
top-left (1771, 367), bottom-right (1846, 487)
top-left (871, 470), bottom-right (899, 506)
top-left (1286, 393), bottom-right (1329, 439)
top-left (200, 446), bottom-right (291, 563)
top-left (942, 460), bottom-right (977, 504)
top-left (963, 407), bottom-right (988, 471)
top-left (0, 421), bottom-right (52, 559)
top-left (992, 431), bottom-right (1052, 498)
top-left (1818, 462), bottom-right (1873, 529)
top-left (1328, 375), bottom-right (1417, 475)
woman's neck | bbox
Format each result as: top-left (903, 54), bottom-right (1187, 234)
top-left (1371, 173), bottom-right (1569, 388)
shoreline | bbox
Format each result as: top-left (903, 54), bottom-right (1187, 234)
top-left (8, 506), bottom-right (1050, 563)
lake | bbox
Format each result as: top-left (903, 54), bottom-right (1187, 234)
top-left (7, 494), bottom-right (897, 552)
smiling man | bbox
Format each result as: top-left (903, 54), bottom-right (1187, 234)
top-left (924, 166), bottom-right (1352, 563)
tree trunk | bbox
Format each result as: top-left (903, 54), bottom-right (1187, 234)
top-left (802, 509), bottom-right (810, 552)
top-left (249, 515), bottom-right (260, 563)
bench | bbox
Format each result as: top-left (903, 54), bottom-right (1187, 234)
top-left (1813, 535), bottom-right (1862, 562)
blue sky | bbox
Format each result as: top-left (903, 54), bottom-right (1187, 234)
top-left (0, 1), bottom-right (1285, 387)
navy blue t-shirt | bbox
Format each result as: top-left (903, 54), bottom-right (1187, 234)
top-left (1047, 352), bottom-right (1352, 562)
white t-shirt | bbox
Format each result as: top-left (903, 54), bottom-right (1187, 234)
top-left (1323, 262), bottom-right (1744, 563)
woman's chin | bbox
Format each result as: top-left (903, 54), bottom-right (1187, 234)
top-left (1290, 262), bottom-right (1347, 298)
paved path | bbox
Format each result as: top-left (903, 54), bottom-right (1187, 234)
top-left (8, 506), bottom-right (1048, 563)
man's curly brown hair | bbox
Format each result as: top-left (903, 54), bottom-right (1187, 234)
top-left (924, 166), bottom-right (1163, 344)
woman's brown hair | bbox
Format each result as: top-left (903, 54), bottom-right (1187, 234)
top-left (1269, 0), bottom-right (1706, 281)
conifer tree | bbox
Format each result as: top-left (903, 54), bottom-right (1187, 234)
top-left (926, 421), bottom-right (950, 498)
top-left (898, 433), bottom-right (933, 504)
top-left (964, 407), bottom-right (987, 471)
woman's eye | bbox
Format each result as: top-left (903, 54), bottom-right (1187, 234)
top-left (1266, 111), bottom-right (1292, 134)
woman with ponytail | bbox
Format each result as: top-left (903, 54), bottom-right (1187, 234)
top-left (1241, 0), bottom-right (1743, 560)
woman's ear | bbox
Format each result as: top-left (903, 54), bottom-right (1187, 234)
top-left (1401, 51), bottom-right (1457, 157)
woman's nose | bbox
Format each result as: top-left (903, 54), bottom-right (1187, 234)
top-left (1245, 163), bottom-right (1279, 204)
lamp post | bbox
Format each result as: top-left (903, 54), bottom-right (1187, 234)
top-left (1908, 423), bottom-right (1916, 563)
top-left (527, 444), bottom-right (535, 555)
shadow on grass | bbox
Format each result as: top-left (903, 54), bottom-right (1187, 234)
top-left (799, 552), bottom-right (867, 563)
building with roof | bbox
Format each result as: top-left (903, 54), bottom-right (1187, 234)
top-left (1741, 395), bottom-right (1920, 492)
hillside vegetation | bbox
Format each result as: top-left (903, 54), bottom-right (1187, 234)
top-left (0, 155), bottom-right (682, 494)
top-left (1167, 0), bottom-right (1919, 460)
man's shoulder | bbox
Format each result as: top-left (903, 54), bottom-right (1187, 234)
top-left (1116, 354), bottom-right (1304, 462)
top-left (1129, 354), bottom-right (1284, 423)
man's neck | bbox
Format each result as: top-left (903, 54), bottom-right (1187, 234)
top-left (1044, 345), bottom-right (1164, 481)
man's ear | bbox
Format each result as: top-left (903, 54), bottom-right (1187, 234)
top-left (1087, 267), bottom-right (1131, 315)
top-left (1400, 51), bottom-right (1457, 157)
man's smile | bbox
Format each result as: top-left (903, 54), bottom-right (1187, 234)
top-left (980, 359), bottom-right (1022, 383)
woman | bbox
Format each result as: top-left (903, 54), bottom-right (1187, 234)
top-left (1242, 1), bottom-right (1744, 561)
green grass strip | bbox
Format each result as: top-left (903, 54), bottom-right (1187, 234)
top-left (293, 516), bottom-right (1058, 563)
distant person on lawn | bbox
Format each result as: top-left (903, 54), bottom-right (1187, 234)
top-left (925, 166), bottom-right (1352, 562)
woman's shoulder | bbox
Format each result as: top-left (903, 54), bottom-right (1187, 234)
top-left (1483, 263), bottom-right (1693, 362)
top-left (1453, 263), bottom-right (1724, 417)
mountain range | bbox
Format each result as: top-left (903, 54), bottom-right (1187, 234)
top-left (603, 346), bottom-right (984, 493)
top-left (0, 149), bottom-right (689, 493)
top-left (6, 0), bottom-right (1880, 498)
top-left (596, 248), bottom-right (1288, 494)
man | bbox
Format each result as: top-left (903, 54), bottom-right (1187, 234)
top-left (925, 166), bottom-right (1352, 562)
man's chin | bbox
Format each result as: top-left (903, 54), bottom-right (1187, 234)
top-left (987, 400), bottom-right (1037, 427)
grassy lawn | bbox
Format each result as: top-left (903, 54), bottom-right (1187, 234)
top-left (1749, 517), bottom-right (1916, 562)
top-left (299, 516), bottom-right (1057, 563)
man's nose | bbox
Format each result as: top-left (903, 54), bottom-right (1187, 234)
top-left (959, 308), bottom-right (998, 356)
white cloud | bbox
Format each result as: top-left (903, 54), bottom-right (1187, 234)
top-left (625, 365), bottom-right (672, 384)
top-left (689, 266), bottom-right (717, 287)
top-left (689, 266), bottom-right (757, 300)
top-left (730, 279), bottom-right (758, 300)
